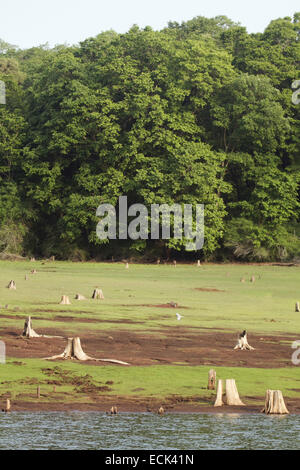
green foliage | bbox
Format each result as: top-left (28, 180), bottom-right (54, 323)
top-left (0, 13), bottom-right (299, 260)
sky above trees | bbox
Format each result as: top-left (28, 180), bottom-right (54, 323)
top-left (1, 0), bottom-right (300, 49)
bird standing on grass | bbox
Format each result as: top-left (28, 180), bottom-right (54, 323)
top-left (176, 313), bottom-right (184, 321)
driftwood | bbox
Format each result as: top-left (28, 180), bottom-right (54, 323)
top-left (44, 337), bottom-right (129, 365)
top-left (60, 295), bottom-right (71, 305)
top-left (225, 379), bottom-right (245, 406)
top-left (296, 302), bottom-right (300, 312)
top-left (214, 379), bottom-right (224, 407)
top-left (234, 330), bottom-right (255, 350)
top-left (261, 390), bottom-right (289, 414)
top-left (92, 289), bottom-right (104, 300)
top-left (7, 280), bottom-right (16, 290)
top-left (208, 369), bottom-right (216, 390)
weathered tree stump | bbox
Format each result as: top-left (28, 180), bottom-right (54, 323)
top-left (75, 293), bottom-right (86, 300)
top-left (197, 260), bottom-right (201, 267)
top-left (7, 280), bottom-right (16, 290)
top-left (157, 259), bottom-right (160, 265)
top-left (173, 260), bottom-right (176, 267)
top-left (295, 302), bottom-right (300, 312)
top-left (261, 390), bottom-right (289, 414)
top-left (214, 379), bottom-right (224, 407)
top-left (22, 316), bottom-right (40, 338)
top-left (25, 275), bottom-right (28, 281)
top-left (125, 262), bottom-right (129, 269)
top-left (234, 330), bottom-right (255, 350)
top-left (30, 257), bottom-right (35, 262)
top-left (4, 399), bottom-right (11, 413)
top-left (158, 406), bottom-right (164, 415)
top-left (92, 289), bottom-right (104, 300)
top-left (60, 295), bottom-right (71, 305)
top-left (225, 379), bottom-right (245, 406)
top-left (44, 337), bottom-right (129, 364)
top-left (208, 369), bottom-right (216, 390)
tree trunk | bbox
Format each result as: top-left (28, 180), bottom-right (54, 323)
top-left (261, 390), bottom-right (289, 414)
top-left (7, 280), bottom-right (16, 290)
top-left (225, 379), bottom-right (245, 406)
top-left (197, 260), bottom-right (201, 267)
top-left (44, 337), bottom-right (129, 364)
top-left (92, 289), bottom-right (104, 299)
top-left (60, 295), bottom-right (71, 305)
top-left (214, 379), bottom-right (224, 407)
top-left (22, 316), bottom-right (40, 338)
top-left (208, 369), bottom-right (216, 390)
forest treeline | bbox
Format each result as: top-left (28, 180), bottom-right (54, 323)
top-left (0, 14), bottom-right (300, 261)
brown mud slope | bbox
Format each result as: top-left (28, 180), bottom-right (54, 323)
top-left (0, 326), bottom-right (296, 368)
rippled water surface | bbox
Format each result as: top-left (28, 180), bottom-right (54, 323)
top-left (0, 412), bottom-right (299, 450)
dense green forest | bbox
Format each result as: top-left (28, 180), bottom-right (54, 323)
top-left (0, 14), bottom-right (300, 261)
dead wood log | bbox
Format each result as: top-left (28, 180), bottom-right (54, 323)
top-left (75, 293), bottom-right (86, 300)
top-left (214, 379), bottom-right (224, 407)
top-left (225, 379), bottom-right (245, 406)
top-left (208, 369), bottom-right (216, 390)
top-left (234, 330), bottom-right (255, 350)
top-left (92, 289), bottom-right (104, 300)
top-left (44, 337), bottom-right (129, 364)
top-left (296, 302), bottom-right (300, 312)
top-left (7, 280), bottom-right (16, 290)
top-left (60, 295), bottom-right (71, 305)
top-left (261, 390), bottom-right (289, 414)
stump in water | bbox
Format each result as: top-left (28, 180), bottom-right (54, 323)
top-left (7, 280), bottom-right (16, 290)
top-left (44, 337), bottom-right (129, 365)
top-left (60, 295), bottom-right (71, 305)
top-left (234, 330), bottom-right (255, 350)
top-left (214, 379), bottom-right (224, 407)
top-left (208, 369), bottom-right (216, 390)
top-left (22, 316), bottom-right (40, 338)
top-left (4, 399), bottom-right (11, 413)
top-left (261, 390), bottom-right (289, 414)
top-left (75, 293), bottom-right (86, 300)
top-left (296, 302), bottom-right (300, 312)
top-left (92, 289), bottom-right (104, 300)
top-left (225, 379), bottom-right (245, 406)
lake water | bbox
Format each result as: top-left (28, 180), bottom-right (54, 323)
top-left (0, 412), bottom-right (299, 450)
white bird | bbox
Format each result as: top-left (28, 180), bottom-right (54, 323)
top-left (176, 313), bottom-right (184, 321)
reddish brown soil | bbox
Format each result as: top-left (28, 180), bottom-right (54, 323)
top-left (0, 326), bottom-right (296, 368)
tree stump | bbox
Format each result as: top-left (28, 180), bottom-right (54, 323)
top-left (225, 379), bottom-right (245, 406)
top-left (25, 275), bottom-right (28, 281)
top-left (158, 406), bottom-right (164, 415)
top-left (92, 289), bottom-right (104, 300)
top-left (5, 399), bottom-right (11, 413)
top-left (157, 259), bottom-right (160, 265)
top-left (7, 280), bottom-right (16, 290)
top-left (173, 260), bottom-right (176, 267)
top-left (22, 316), bottom-right (40, 338)
top-left (214, 379), bottom-right (224, 407)
top-left (197, 260), bottom-right (201, 267)
top-left (234, 330), bottom-right (255, 350)
top-left (208, 369), bottom-right (216, 390)
top-left (296, 302), bottom-right (300, 312)
top-left (44, 337), bottom-right (129, 364)
top-left (261, 390), bottom-right (289, 414)
top-left (75, 294), bottom-right (86, 300)
top-left (60, 295), bottom-right (71, 305)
